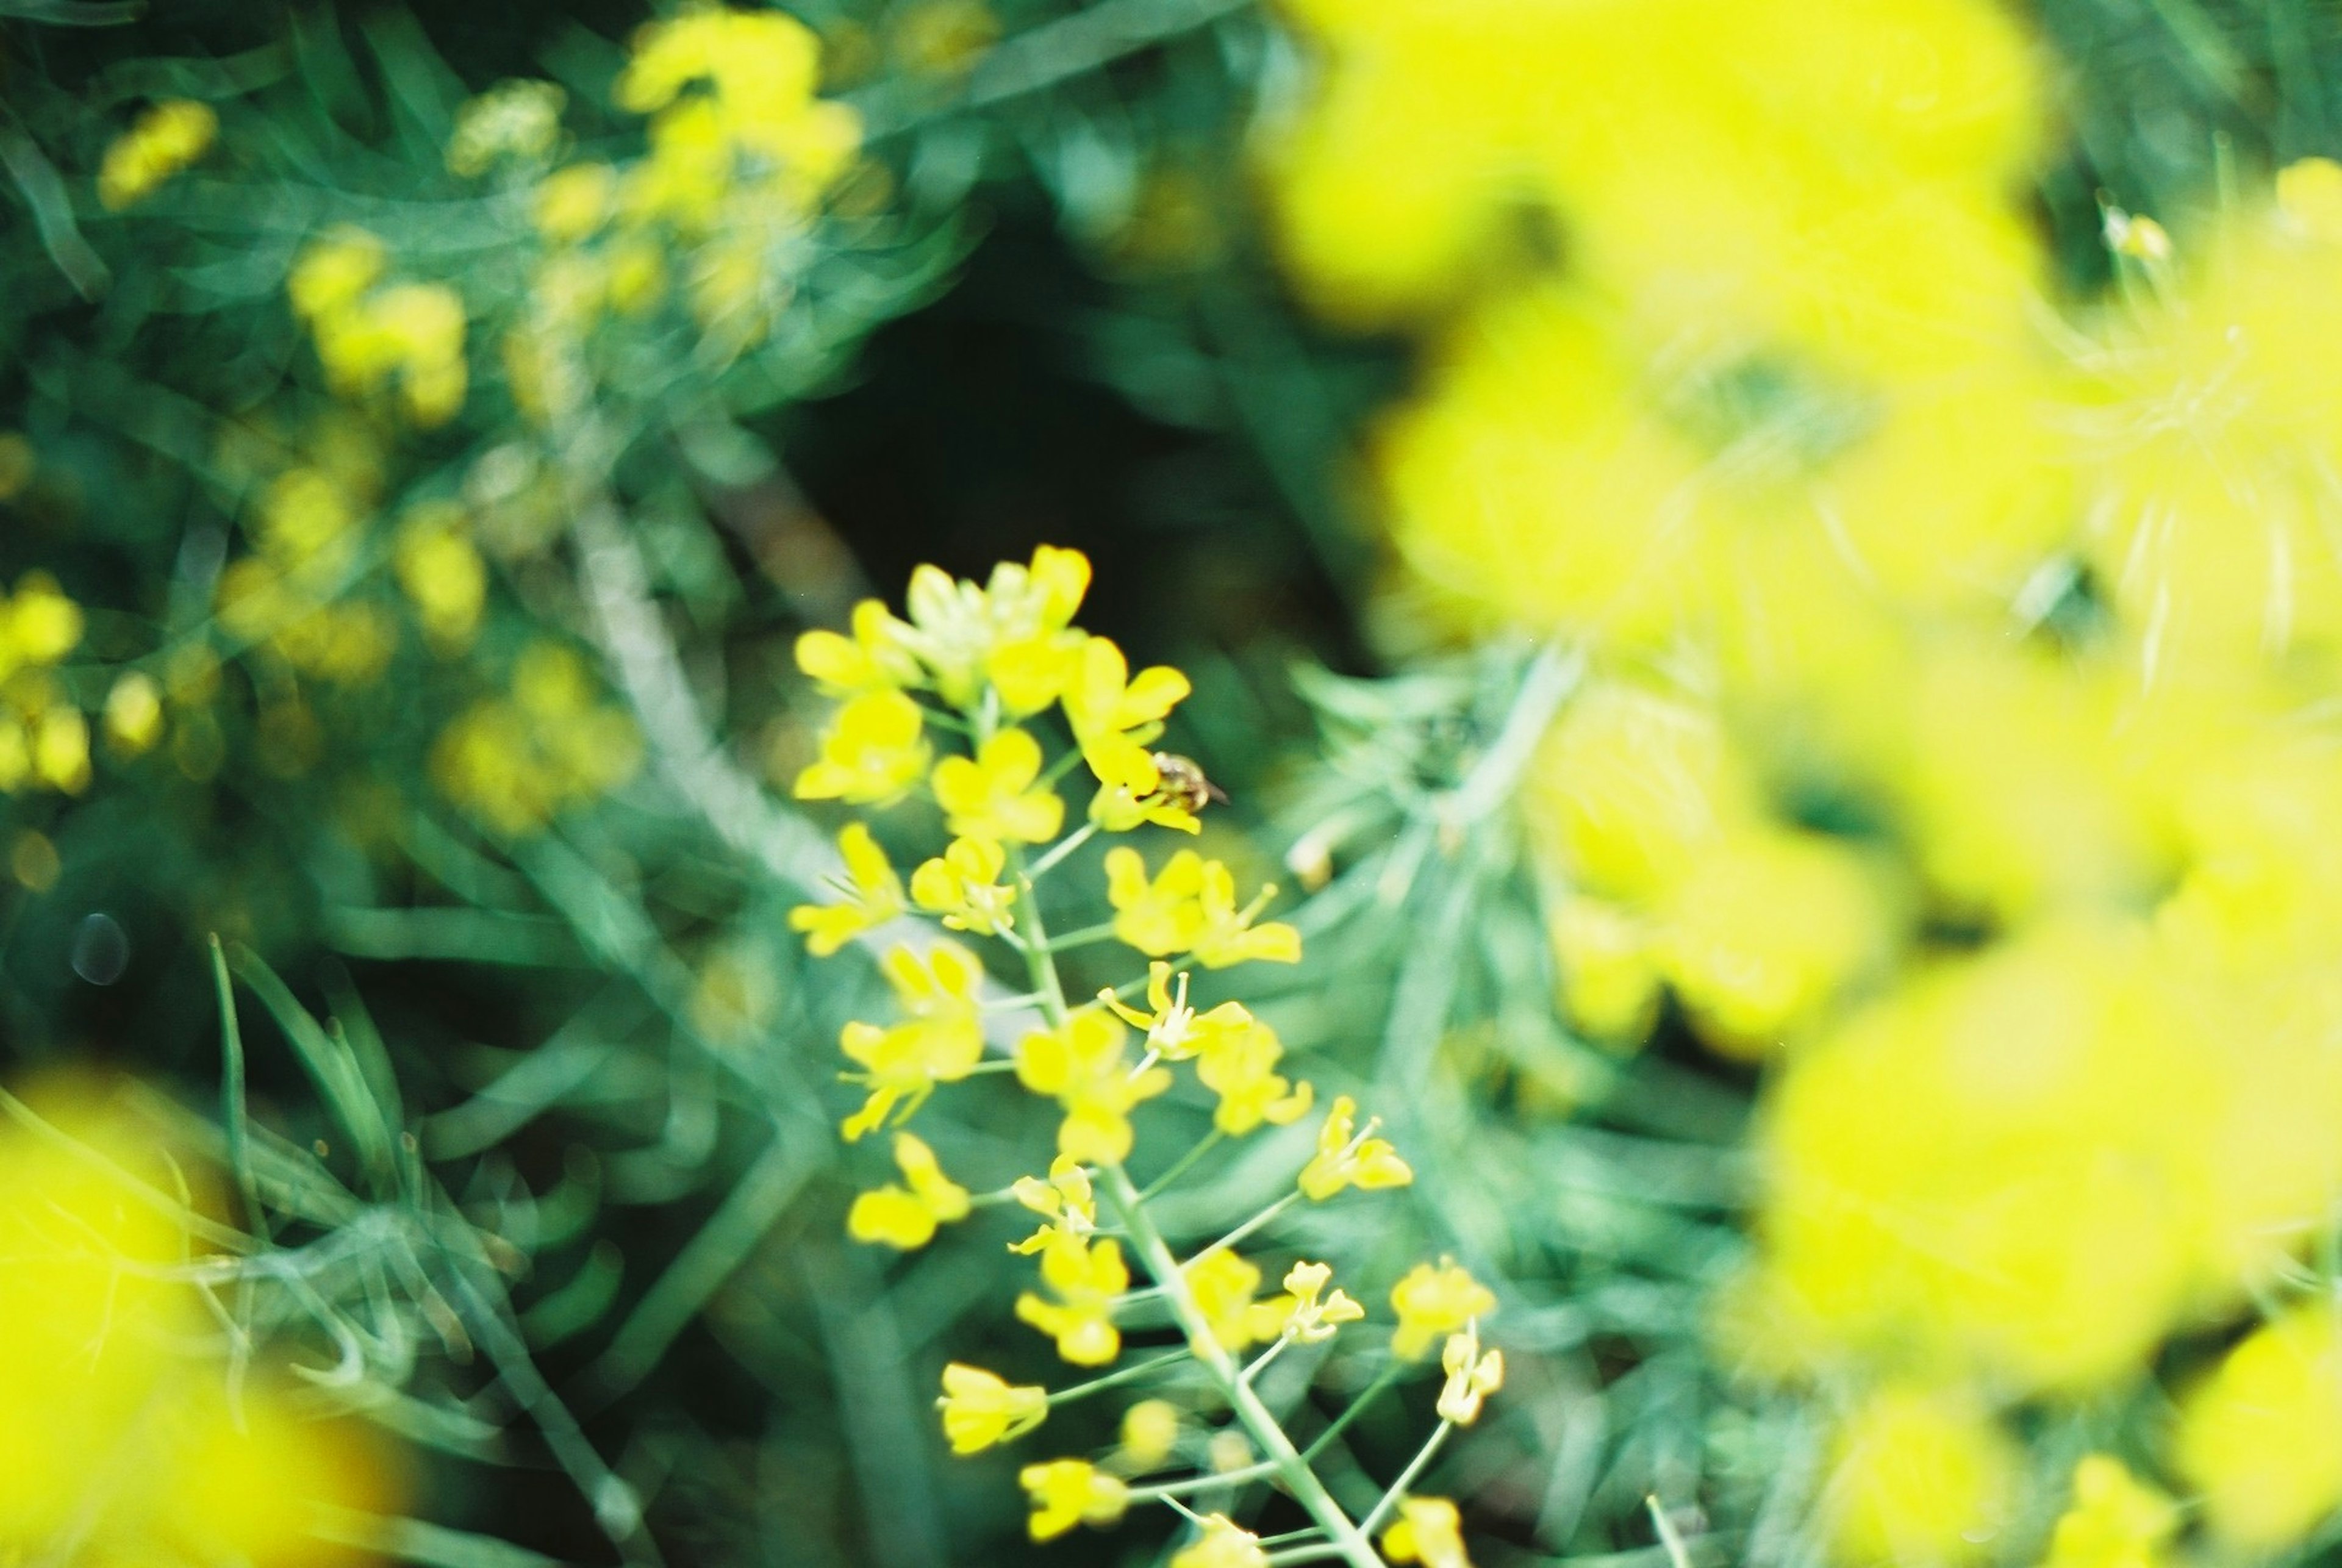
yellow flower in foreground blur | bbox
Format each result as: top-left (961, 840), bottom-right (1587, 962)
top-left (1382, 1496), bottom-right (1473, 1568)
top-left (2175, 1306), bottom-right (2342, 1550)
top-left (2041, 1455), bottom-right (2176, 1568)
top-left (1821, 1384), bottom-right (2014, 1568)
top-left (0, 1076), bottom-right (394, 1564)
top-left (1389, 1259), bottom-right (1495, 1360)
top-left (98, 99), bottom-right (217, 210)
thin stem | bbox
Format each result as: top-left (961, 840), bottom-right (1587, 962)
top-left (1268, 1550), bottom-right (1350, 1567)
top-left (1189, 1190), bottom-right (1305, 1267)
top-left (1048, 1349), bottom-right (1192, 1407)
top-left (1139, 1128), bottom-right (1225, 1202)
top-left (1358, 1422), bottom-right (1453, 1538)
top-left (1101, 1163), bottom-right (1384, 1568)
top-left (1042, 921), bottom-right (1121, 952)
top-left (1128, 1459), bottom-right (1283, 1501)
top-left (1242, 1334), bottom-right (1293, 1387)
top-left (1260, 1528), bottom-right (1329, 1548)
top-left (1301, 1363), bottom-right (1403, 1464)
top-left (1028, 820), bottom-right (1100, 879)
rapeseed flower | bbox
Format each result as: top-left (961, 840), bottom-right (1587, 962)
top-left (1190, 1011), bottom-right (1312, 1135)
top-left (837, 940), bottom-right (986, 1138)
top-left (1015, 1233), bottom-right (1128, 1366)
top-left (2174, 1306), bottom-right (2342, 1548)
top-left (1015, 1009), bottom-right (1172, 1163)
top-left (793, 689), bottom-right (931, 804)
top-left (1172, 1514), bottom-right (1272, 1567)
top-left (936, 1363), bottom-right (1047, 1455)
top-left (1390, 1260), bottom-right (1495, 1360)
top-left (845, 1131), bottom-right (972, 1249)
top-left (1277, 1260), bottom-right (1366, 1344)
top-left (1436, 1323), bottom-right (1505, 1425)
top-left (1297, 1094), bottom-right (1414, 1201)
top-left (2041, 1455), bottom-right (2177, 1568)
top-left (931, 728), bottom-right (1064, 844)
top-left (1008, 1155), bottom-right (1095, 1255)
top-left (1382, 1497), bottom-right (1472, 1568)
top-left (1017, 1458), bottom-right (1130, 1541)
top-left (791, 822), bottom-right (908, 954)
top-left (1820, 1384), bottom-right (2014, 1568)
top-left (98, 99), bottom-right (217, 210)
top-left (909, 833), bottom-right (1014, 935)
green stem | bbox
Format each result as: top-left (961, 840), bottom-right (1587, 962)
top-left (1358, 1422), bottom-right (1452, 1537)
top-left (1139, 1128), bottom-right (1225, 1202)
top-left (1128, 1459), bottom-right (1283, 1500)
top-left (1189, 1190), bottom-right (1305, 1267)
top-left (1042, 921), bottom-right (1121, 952)
top-left (1301, 1363), bottom-right (1402, 1464)
top-left (1048, 1349), bottom-right (1192, 1406)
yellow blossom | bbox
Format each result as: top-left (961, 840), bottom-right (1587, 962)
top-left (445, 79), bottom-right (564, 177)
top-left (931, 728), bottom-right (1064, 844)
top-left (845, 1131), bottom-right (971, 1250)
top-left (1183, 1248), bottom-right (1277, 1354)
top-left (534, 163), bottom-right (618, 243)
top-left (910, 834), bottom-right (1015, 936)
top-left (98, 99), bottom-right (217, 210)
top-left (393, 504), bottom-right (488, 652)
top-left (102, 673), bottom-right (163, 757)
top-left (1062, 635), bottom-right (1190, 792)
top-left (797, 598), bottom-right (923, 695)
top-left (2042, 1455), bottom-right (2177, 1568)
top-left (1275, 1260), bottom-right (1365, 1344)
top-left (836, 940), bottom-right (986, 1139)
top-left (1391, 1259), bottom-right (1495, 1360)
top-left (1822, 1384), bottom-right (2015, 1568)
top-left (790, 822), bottom-right (907, 956)
top-left (793, 689), bottom-right (932, 805)
top-left (1015, 1233), bottom-right (1127, 1365)
top-left (1008, 1154), bottom-right (1096, 1255)
top-left (1191, 1012), bottom-right (1312, 1136)
top-left (2, 572), bottom-right (84, 671)
top-left (1119, 1399), bottom-right (1181, 1469)
top-left (936, 1363), bottom-right (1047, 1455)
top-left (1089, 771), bottom-right (1205, 835)
top-left (1383, 1497), bottom-right (1472, 1568)
top-left (891, 545), bottom-right (1092, 709)
top-left (1436, 1322), bottom-right (1504, 1425)
top-left (31, 707), bottom-right (90, 794)
top-left (1100, 962), bottom-right (1248, 1061)
top-left (1016, 1458), bottom-right (1129, 1541)
top-left (1171, 1514), bottom-right (1272, 1568)
top-left (2175, 1306), bottom-right (2342, 1549)
top-left (1105, 848), bottom-right (1299, 967)
top-left (1014, 1010), bottom-right (1171, 1164)
top-left (1297, 1095), bottom-right (1414, 1201)
top-left (288, 227), bottom-right (387, 323)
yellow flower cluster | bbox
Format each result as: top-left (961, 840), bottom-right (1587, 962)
top-left (289, 227), bottom-right (468, 427)
top-left (0, 1077), bottom-right (392, 1561)
top-left (217, 460), bottom-right (398, 686)
top-left (1267, 0), bottom-right (2342, 1555)
top-left (97, 98), bottom-right (217, 210)
top-left (0, 573), bottom-right (91, 795)
top-left (793, 551), bottom-right (1494, 1565)
top-left (429, 641), bottom-right (642, 836)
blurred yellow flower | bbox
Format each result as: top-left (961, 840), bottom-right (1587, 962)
top-left (98, 99), bottom-right (217, 210)
top-left (1015, 1234), bottom-right (1128, 1366)
top-left (846, 1131), bottom-right (972, 1250)
top-left (1017, 1458), bottom-right (1130, 1541)
top-left (1390, 1259), bottom-right (1495, 1360)
top-left (1821, 1384), bottom-right (2014, 1567)
top-left (2041, 1455), bottom-right (2176, 1568)
top-left (793, 689), bottom-right (932, 804)
top-left (932, 727), bottom-right (1064, 843)
top-left (936, 1362), bottom-right (1047, 1455)
top-left (2175, 1306), bottom-right (2342, 1549)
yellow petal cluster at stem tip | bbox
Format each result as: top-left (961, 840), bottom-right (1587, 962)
top-left (2041, 1455), bottom-right (2176, 1568)
top-left (845, 1131), bottom-right (970, 1250)
top-left (1192, 1008), bottom-right (1313, 1136)
top-left (1015, 1233), bottom-right (1128, 1365)
top-left (1383, 1497), bottom-right (1474, 1568)
top-left (1391, 1259), bottom-right (1497, 1360)
top-left (1119, 1398), bottom-right (1181, 1469)
top-left (98, 98), bottom-right (217, 210)
top-left (1183, 1249), bottom-right (1289, 1354)
top-left (931, 727), bottom-right (1064, 843)
top-left (1102, 962), bottom-right (1248, 1061)
top-left (1278, 1259), bottom-right (1366, 1344)
top-left (910, 834), bottom-right (1015, 935)
top-left (1017, 1458), bottom-right (1130, 1541)
top-left (790, 822), bottom-right (906, 955)
top-left (1170, 1514), bottom-right (1273, 1568)
top-left (888, 545), bottom-right (1094, 710)
top-left (793, 689), bottom-right (931, 805)
top-left (288, 228), bottom-right (468, 427)
top-left (1063, 634), bottom-right (1192, 792)
top-left (836, 940), bottom-right (987, 1139)
top-left (1297, 1094), bottom-right (1415, 1200)
top-left (1014, 1009), bottom-right (1172, 1164)
top-left (1008, 1155), bottom-right (1096, 1255)
top-left (1436, 1322), bottom-right (1505, 1424)
top-left (1104, 847), bottom-right (1302, 967)
top-left (935, 1363), bottom-right (1047, 1455)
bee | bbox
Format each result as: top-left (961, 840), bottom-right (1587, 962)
top-left (1148, 751), bottom-right (1228, 815)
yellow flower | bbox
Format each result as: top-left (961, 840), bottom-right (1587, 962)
top-left (32, 707), bottom-right (90, 794)
top-left (1391, 1259), bottom-right (1495, 1360)
top-left (1436, 1322), bottom-right (1504, 1425)
top-left (1015, 1233), bottom-right (1127, 1365)
top-left (1191, 1011), bottom-right (1312, 1136)
top-left (1171, 1514), bottom-right (1272, 1568)
top-left (1100, 962), bottom-right (1249, 1061)
top-left (102, 673), bottom-right (164, 757)
top-left (1062, 635), bottom-right (1190, 791)
top-left (910, 834), bottom-right (1016, 936)
top-left (790, 823), bottom-right (907, 956)
top-left (1016, 1458), bottom-right (1129, 1541)
top-left (1183, 1249), bottom-right (1279, 1354)
top-left (793, 689), bottom-right (932, 805)
top-left (98, 99), bottom-right (217, 210)
top-left (892, 545), bottom-right (1093, 709)
top-left (1383, 1497), bottom-right (1472, 1568)
top-left (1119, 1399), bottom-right (1181, 1469)
top-left (393, 504), bottom-right (488, 653)
top-left (2175, 1306), bottom-right (2342, 1549)
top-left (0, 573), bottom-right (84, 678)
top-left (1103, 848), bottom-right (1299, 967)
top-left (2041, 1455), bottom-right (2177, 1568)
top-left (845, 1131), bottom-right (971, 1250)
top-left (1008, 1154), bottom-right (1096, 1255)
top-left (1088, 771), bottom-right (1205, 835)
top-left (1822, 1384), bottom-right (2015, 1568)
top-left (445, 79), bottom-right (564, 177)
top-left (837, 940), bottom-right (987, 1139)
top-left (1549, 900), bottom-right (1663, 1044)
top-left (1276, 1260), bottom-right (1366, 1344)
top-left (288, 227), bottom-right (387, 323)
top-left (931, 728), bottom-right (1064, 845)
top-left (534, 162), bottom-right (618, 244)
top-left (935, 1363), bottom-right (1047, 1455)
top-left (1297, 1095), bottom-right (1414, 1201)
top-left (797, 598), bottom-right (923, 695)
top-left (1014, 1010), bottom-right (1172, 1164)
